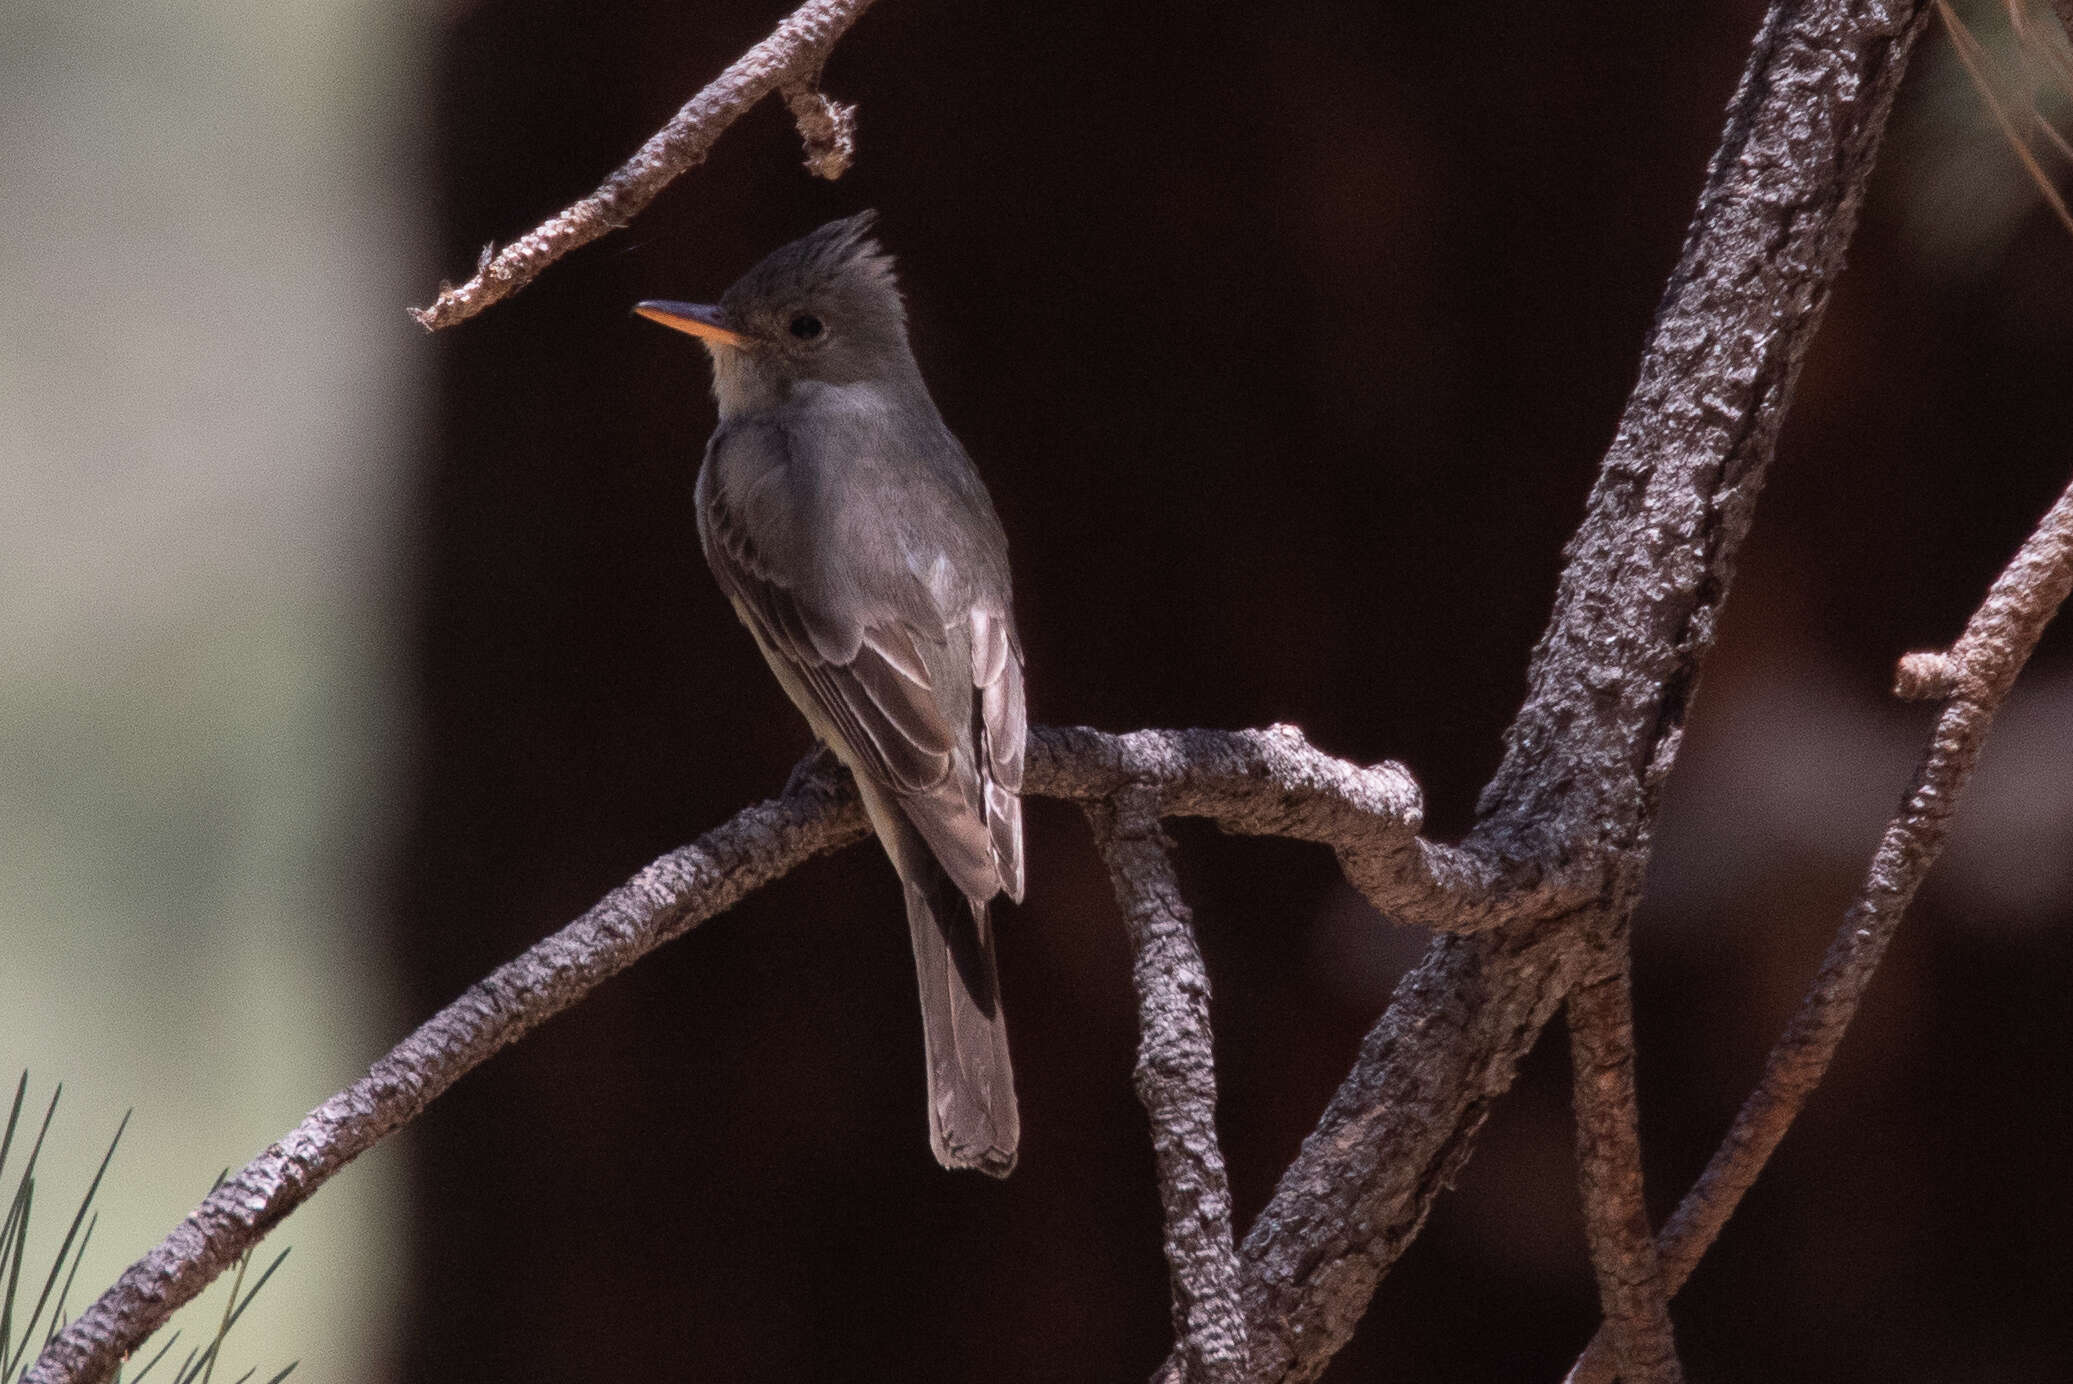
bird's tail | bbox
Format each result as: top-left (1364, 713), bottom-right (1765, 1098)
top-left (895, 837), bottom-right (1019, 1178)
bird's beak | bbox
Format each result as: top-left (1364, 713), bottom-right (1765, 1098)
top-left (633, 300), bottom-right (748, 348)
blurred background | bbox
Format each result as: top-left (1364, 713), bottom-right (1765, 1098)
top-left (5, 1), bottom-right (2072, 1380)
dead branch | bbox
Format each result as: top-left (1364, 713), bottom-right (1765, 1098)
top-left (1195, 5), bottom-right (1935, 1379)
top-left (21, 759), bottom-right (869, 1384)
top-left (1032, 724), bottom-right (1521, 933)
top-left (1089, 788), bottom-right (1247, 1384)
top-left (1567, 959), bottom-right (1682, 1384)
top-left (409, 0), bottom-right (881, 331)
top-left (1566, 466), bottom-right (2073, 1384)
top-left (23, 724), bottom-right (1439, 1384)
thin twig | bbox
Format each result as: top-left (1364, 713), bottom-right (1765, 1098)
top-left (1566, 467), bottom-right (2073, 1384)
top-left (1566, 956), bottom-right (1682, 1384)
top-left (25, 724), bottom-right (1443, 1384)
top-left (2002, 0), bottom-right (2073, 164)
top-left (409, 0), bottom-right (881, 331)
top-left (1089, 788), bottom-right (1247, 1384)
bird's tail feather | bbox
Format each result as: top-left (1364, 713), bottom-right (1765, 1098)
top-left (901, 851), bottom-right (1019, 1177)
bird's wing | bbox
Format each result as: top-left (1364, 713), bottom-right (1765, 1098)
top-left (699, 422), bottom-right (1021, 903)
top-left (969, 606), bottom-right (1025, 903)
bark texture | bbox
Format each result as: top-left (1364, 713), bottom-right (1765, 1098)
top-left (24, 763), bottom-right (869, 1384)
top-left (1198, 5), bottom-right (1937, 1378)
top-left (22, 726), bottom-right (1417, 1384)
top-left (1568, 469), bottom-right (2073, 1384)
top-left (1090, 789), bottom-right (1247, 1384)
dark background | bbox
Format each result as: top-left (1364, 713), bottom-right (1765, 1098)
top-left (399, 1), bottom-right (2073, 1379)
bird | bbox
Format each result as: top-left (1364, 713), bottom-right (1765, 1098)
top-left (635, 212), bottom-right (1027, 1177)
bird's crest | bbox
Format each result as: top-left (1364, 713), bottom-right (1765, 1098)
top-left (721, 210), bottom-right (899, 313)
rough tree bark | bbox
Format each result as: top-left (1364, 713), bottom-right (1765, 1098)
top-left (1090, 788), bottom-right (1248, 1384)
top-left (1566, 467), bottom-right (2073, 1384)
top-left (35, 2), bottom-right (2073, 1382)
top-left (1198, 3), bottom-right (1936, 1379)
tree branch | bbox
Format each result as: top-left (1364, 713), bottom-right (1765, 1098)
top-left (1566, 465), bottom-right (2073, 1384)
top-left (1089, 788), bottom-right (1247, 1384)
top-left (1235, 919), bottom-right (1607, 1383)
top-left (408, 0), bottom-right (881, 332)
top-left (1567, 956), bottom-right (1682, 1384)
top-left (1031, 724), bottom-right (1519, 933)
top-left (1475, 0), bottom-right (1933, 864)
top-left (23, 760), bottom-right (870, 1384)
top-left (24, 723), bottom-right (1446, 1384)
top-left (1169, 5), bottom-right (1934, 1379)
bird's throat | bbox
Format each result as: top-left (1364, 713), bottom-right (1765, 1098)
top-left (708, 346), bottom-right (788, 418)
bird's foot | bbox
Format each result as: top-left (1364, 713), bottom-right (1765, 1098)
top-left (784, 740), bottom-right (842, 796)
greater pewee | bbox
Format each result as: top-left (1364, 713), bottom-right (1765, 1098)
top-left (636, 212), bottom-right (1027, 1176)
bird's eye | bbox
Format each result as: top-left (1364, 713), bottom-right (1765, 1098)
top-left (788, 313), bottom-right (825, 341)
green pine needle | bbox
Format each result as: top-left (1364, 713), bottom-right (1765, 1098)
top-left (122, 1326), bottom-right (182, 1384)
top-left (6, 1110), bottom-right (128, 1378)
top-left (3, 1079), bottom-right (295, 1384)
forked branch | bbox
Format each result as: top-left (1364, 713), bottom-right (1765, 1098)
top-left (1177, 5), bottom-right (1935, 1379)
top-left (1034, 724), bottom-right (1520, 932)
top-left (1566, 467), bottom-right (2073, 1384)
top-left (24, 725), bottom-right (1444, 1384)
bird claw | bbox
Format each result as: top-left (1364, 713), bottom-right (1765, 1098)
top-left (784, 740), bottom-right (841, 796)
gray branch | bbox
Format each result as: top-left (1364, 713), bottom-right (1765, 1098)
top-left (409, 0), bottom-right (881, 331)
top-left (1567, 959), bottom-right (1682, 1384)
top-left (24, 725), bottom-right (1443, 1384)
top-left (1088, 788), bottom-right (1247, 1384)
top-left (23, 760), bottom-right (872, 1384)
top-left (1565, 465), bottom-right (2073, 1384)
top-left (1031, 724), bottom-right (1521, 932)
top-left (1194, 4), bottom-right (1934, 1379)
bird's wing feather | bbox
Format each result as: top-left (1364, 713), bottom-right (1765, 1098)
top-left (699, 417), bottom-right (1022, 903)
top-left (970, 608), bottom-right (1026, 902)
top-left (704, 487), bottom-right (955, 795)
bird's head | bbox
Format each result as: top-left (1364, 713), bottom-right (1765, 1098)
top-left (636, 211), bottom-right (913, 415)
